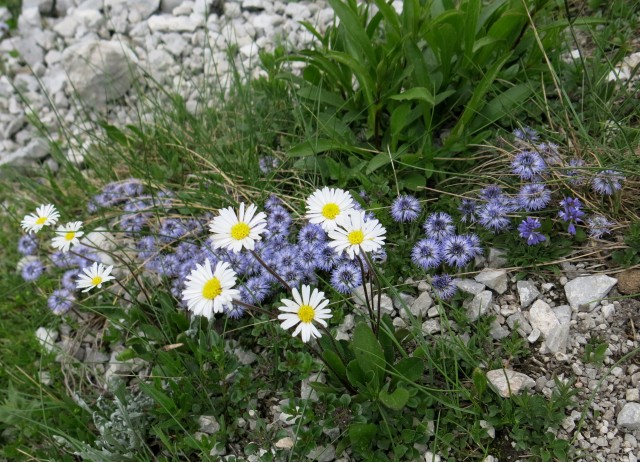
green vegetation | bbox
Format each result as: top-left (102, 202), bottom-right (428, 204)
top-left (0, 0), bottom-right (639, 461)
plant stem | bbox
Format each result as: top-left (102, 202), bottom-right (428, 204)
top-left (250, 249), bottom-right (292, 292)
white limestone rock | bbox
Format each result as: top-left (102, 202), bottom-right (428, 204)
top-left (35, 327), bottom-right (59, 352)
top-left (474, 269), bottom-right (508, 294)
top-left (618, 403), bottom-right (640, 430)
top-left (62, 40), bottom-right (138, 107)
top-left (455, 278), bottom-right (485, 295)
top-left (486, 369), bottom-right (535, 398)
top-left (528, 300), bottom-right (559, 337)
top-left (564, 275), bottom-right (617, 311)
top-left (465, 290), bottom-right (493, 321)
top-left (516, 280), bottom-right (539, 309)
top-left (541, 323), bottom-right (570, 354)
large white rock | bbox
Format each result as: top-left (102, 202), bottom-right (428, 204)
top-left (148, 14), bottom-right (200, 32)
top-left (465, 290), bottom-right (493, 321)
top-left (474, 269), bottom-right (508, 294)
top-left (516, 280), bottom-right (539, 309)
top-left (564, 275), bottom-right (617, 311)
top-left (618, 403), bottom-right (640, 430)
top-left (455, 278), bottom-right (485, 295)
top-left (528, 300), bottom-right (559, 337)
top-left (486, 369), bottom-right (535, 398)
top-left (62, 40), bottom-right (138, 107)
top-left (541, 323), bottom-right (570, 354)
top-left (35, 327), bottom-right (59, 352)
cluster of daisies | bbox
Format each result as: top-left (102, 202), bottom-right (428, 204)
top-left (18, 203), bottom-right (115, 315)
top-left (18, 183), bottom-right (391, 344)
top-left (172, 187), bottom-right (386, 343)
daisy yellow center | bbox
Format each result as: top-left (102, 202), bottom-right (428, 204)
top-left (202, 277), bottom-right (222, 300)
top-left (230, 222), bottom-right (250, 241)
top-left (297, 304), bottom-right (315, 323)
top-left (91, 276), bottom-right (103, 286)
top-left (64, 231), bottom-right (76, 241)
top-left (36, 216), bottom-right (47, 225)
top-left (347, 230), bottom-right (365, 245)
top-left (321, 203), bottom-right (340, 220)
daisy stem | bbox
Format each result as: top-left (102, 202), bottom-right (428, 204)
top-left (232, 299), bottom-right (275, 318)
top-left (355, 255), bottom-right (375, 329)
top-left (363, 252), bottom-right (383, 337)
top-left (250, 250), bottom-right (291, 292)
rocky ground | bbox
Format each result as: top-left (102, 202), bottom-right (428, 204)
top-left (0, 0), bottom-right (336, 169)
top-left (2, 0), bottom-right (640, 461)
top-left (34, 246), bottom-right (640, 461)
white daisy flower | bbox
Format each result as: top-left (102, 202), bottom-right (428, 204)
top-left (51, 221), bottom-right (84, 252)
top-left (76, 262), bottom-right (115, 293)
top-left (277, 285), bottom-right (332, 343)
top-left (209, 203), bottom-right (267, 253)
top-left (182, 259), bottom-right (239, 319)
top-left (305, 187), bottom-right (355, 231)
top-left (328, 210), bottom-right (386, 260)
top-left (20, 204), bottom-right (60, 234)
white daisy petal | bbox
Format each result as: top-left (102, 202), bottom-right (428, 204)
top-left (76, 262), bottom-right (115, 292)
top-left (209, 203), bottom-right (266, 253)
top-left (277, 284), bottom-right (332, 343)
top-left (327, 210), bottom-right (386, 260)
top-left (21, 203), bottom-right (61, 234)
top-left (305, 187), bottom-right (355, 231)
top-left (182, 259), bottom-right (239, 319)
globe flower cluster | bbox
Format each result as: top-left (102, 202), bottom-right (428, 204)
top-left (410, 211), bottom-right (483, 300)
top-left (456, 128), bottom-right (622, 245)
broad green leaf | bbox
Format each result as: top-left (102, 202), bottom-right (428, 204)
top-left (472, 367), bottom-right (487, 396)
top-left (400, 172), bottom-right (426, 191)
top-left (297, 85), bottom-right (345, 107)
top-left (327, 0), bottom-right (376, 65)
top-left (287, 139), bottom-right (343, 157)
top-left (139, 382), bottom-right (177, 414)
top-left (349, 423), bottom-right (377, 451)
top-left (389, 87), bottom-right (436, 106)
top-left (366, 151), bottom-right (394, 175)
top-left (448, 52), bottom-right (511, 143)
top-left (472, 36), bottom-right (501, 53)
top-left (346, 358), bottom-right (366, 388)
top-left (308, 381), bottom-right (339, 395)
top-left (463, 0), bottom-right (481, 62)
top-left (471, 83), bottom-right (532, 132)
top-left (392, 357), bottom-right (424, 384)
top-left (352, 323), bottom-right (386, 387)
top-left (322, 349), bottom-right (347, 383)
top-left (379, 386), bottom-right (410, 410)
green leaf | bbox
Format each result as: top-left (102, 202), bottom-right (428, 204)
top-left (322, 350), bottom-right (348, 383)
top-left (392, 357), bottom-right (424, 385)
top-left (447, 52), bottom-right (511, 143)
top-left (346, 359), bottom-right (366, 388)
top-left (348, 423), bottom-right (377, 452)
top-left (366, 151), bottom-right (395, 175)
top-left (471, 83), bottom-right (532, 131)
top-left (287, 139), bottom-right (343, 158)
top-left (351, 323), bottom-right (386, 387)
top-left (297, 85), bottom-right (346, 107)
top-left (327, 0), bottom-right (376, 65)
top-left (139, 382), bottom-right (177, 414)
top-left (400, 172), bottom-right (426, 191)
top-left (472, 367), bottom-right (487, 396)
top-left (379, 386), bottom-right (410, 410)
top-left (389, 87), bottom-right (436, 106)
